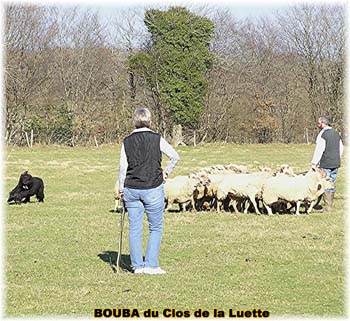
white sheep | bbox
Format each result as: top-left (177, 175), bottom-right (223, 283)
top-left (190, 163), bottom-right (249, 210)
top-left (216, 171), bottom-right (273, 214)
top-left (164, 173), bottom-right (210, 212)
top-left (196, 163), bottom-right (249, 176)
top-left (197, 164), bottom-right (294, 212)
top-left (224, 163), bottom-right (249, 173)
top-left (219, 164), bottom-right (295, 214)
top-left (193, 164), bottom-right (248, 211)
top-left (115, 174), bottom-right (209, 213)
top-left (262, 168), bottom-right (334, 215)
top-left (203, 173), bottom-right (227, 211)
top-left (258, 166), bottom-right (272, 172)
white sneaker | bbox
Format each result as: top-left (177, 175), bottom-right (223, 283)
top-left (134, 268), bottom-right (144, 274)
top-left (143, 267), bottom-right (166, 275)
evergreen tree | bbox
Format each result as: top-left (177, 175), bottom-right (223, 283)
top-left (128, 7), bottom-right (214, 133)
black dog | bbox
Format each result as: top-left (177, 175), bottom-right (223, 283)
top-left (8, 171), bottom-right (44, 204)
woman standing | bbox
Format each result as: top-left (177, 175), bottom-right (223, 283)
top-left (118, 107), bottom-right (180, 274)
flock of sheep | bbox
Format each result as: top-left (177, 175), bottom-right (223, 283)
top-left (115, 163), bottom-right (334, 215)
top-left (163, 163), bottom-right (334, 215)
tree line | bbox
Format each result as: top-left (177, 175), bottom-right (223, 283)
top-left (4, 3), bottom-right (346, 146)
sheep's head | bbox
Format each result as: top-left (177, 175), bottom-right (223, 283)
top-left (258, 166), bottom-right (272, 172)
top-left (189, 173), bottom-right (211, 186)
top-left (189, 173), bottom-right (211, 198)
top-left (227, 163), bottom-right (249, 173)
top-left (308, 173), bottom-right (334, 197)
top-left (278, 164), bottom-right (295, 176)
top-left (320, 176), bottom-right (335, 192)
top-left (307, 167), bottom-right (327, 179)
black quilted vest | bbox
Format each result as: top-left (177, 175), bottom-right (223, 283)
top-left (123, 131), bottom-right (163, 189)
top-left (320, 128), bottom-right (341, 169)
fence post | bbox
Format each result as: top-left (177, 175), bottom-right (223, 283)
top-left (30, 129), bottom-right (33, 147)
top-left (24, 131), bottom-right (30, 148)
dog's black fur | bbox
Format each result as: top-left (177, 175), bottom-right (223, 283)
top-left (8, 171), bottom-right (45, 204)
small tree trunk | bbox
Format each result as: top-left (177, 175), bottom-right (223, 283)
top-left (200, 132), bottom-right (207, 144)
top-left (305, 128), bottom-right (309, 144)
top-left (172, 124), bottom-right (183, 146)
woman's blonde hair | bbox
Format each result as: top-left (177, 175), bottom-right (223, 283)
top-left (133, 107), bottom-right (152, 128)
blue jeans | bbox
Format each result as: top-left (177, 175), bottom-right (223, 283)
top-left (322, 168), bottom-right (338, 193)
top-left (123, 184), bottom-right (165, 269)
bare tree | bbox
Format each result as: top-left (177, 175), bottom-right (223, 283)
top-left (4, 3), bottom-right (346, 146)
top-left (276, 5), bottom-right (345, 136)
top-left (5, 4), bottom-right (57, 145)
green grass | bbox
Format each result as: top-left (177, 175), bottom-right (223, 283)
top-left (4, 144), bottom-right (347, 317)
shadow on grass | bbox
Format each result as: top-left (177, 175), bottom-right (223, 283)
top-left (98, 251), bottom-right (133, 273)
top-left (7, 200), bottom-right (39, 205)
top-left (109, 209), bottom-right (125, 213)
top-left (166, 209), bottom-right (183, 213)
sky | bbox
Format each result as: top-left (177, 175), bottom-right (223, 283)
top-left (2, 0), bottom-right (347, 25)
top-left (85, 2), bottom-right (291, 20)
top-left (5, 0), bottom-right (345, 19)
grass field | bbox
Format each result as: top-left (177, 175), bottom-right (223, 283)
top-left (4, 144), bottom-right (348, 317)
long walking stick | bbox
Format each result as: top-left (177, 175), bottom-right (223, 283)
top-left (115, 198), bottom-right (126, 273)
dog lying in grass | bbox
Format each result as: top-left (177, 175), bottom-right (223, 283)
top-left (8, 171), bottom-right (45, 204)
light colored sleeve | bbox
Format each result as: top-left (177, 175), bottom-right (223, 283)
top-left (160, 137), bottom-right (180, 176)
top-left (311, 132), bottom-right (326, 166)
top-left (118, 143), bottom-right (128, 192)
